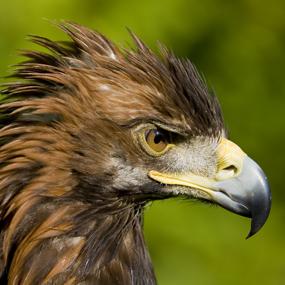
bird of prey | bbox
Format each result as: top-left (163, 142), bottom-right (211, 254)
top-left (0, 23), bottom-right (271, 285)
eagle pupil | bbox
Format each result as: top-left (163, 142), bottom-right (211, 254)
top-left (154, 130), bottom-right (164, 144)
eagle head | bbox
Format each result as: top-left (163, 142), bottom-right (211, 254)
top-left (0, 23), bottom-right (271, 284)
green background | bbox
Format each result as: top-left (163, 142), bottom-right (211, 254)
top-left (1, 1), bottom-right (284, 284)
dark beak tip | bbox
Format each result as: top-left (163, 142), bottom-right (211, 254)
top-left (246, 231), bottom-right (255, 239)
top-left (246, 192), bottom-right (272, 239)
top-left (246, 224), bottom-right (260, 239)
top-left (233, 156), bottom-right (272, 239)
top-left (246, 219), bottom-right (268, 239)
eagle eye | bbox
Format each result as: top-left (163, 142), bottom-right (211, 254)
top-left (138, 126), bottom-right (174, 156)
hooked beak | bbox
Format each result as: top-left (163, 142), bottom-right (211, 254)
top-left (148, 138), bottom-right (271, 238)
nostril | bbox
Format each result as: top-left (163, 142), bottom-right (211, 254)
top-left (223, 165), bottom-right (238, 174)
top-left (216, 164), bottom-right (239, 180)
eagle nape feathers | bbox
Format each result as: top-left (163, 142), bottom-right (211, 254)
top-left (0, 23), bottom-right (271, 285)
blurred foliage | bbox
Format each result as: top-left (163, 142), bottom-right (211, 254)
top-left (1, 1), bottom-right (284, 284)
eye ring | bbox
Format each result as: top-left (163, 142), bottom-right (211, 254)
top-left (138, 126), bottom-right (174, 156)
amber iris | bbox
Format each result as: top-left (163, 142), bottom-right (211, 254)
top-left (145, 128), bottom-right (169, 153)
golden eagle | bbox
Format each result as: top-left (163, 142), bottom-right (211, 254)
top-left (0, 23), bottom-right (271, 284)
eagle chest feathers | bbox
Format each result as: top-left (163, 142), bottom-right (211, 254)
top-left (0, 23), bottom-right (271, 284)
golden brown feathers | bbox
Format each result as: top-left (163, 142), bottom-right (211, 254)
top-left (0, 23), bottom-right (224, 284)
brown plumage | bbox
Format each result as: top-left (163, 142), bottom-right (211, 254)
top-left (0, 23), bottom-right (271, 285)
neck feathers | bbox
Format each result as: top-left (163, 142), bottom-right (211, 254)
top-left (0, 199), bottom-right (156, 285)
